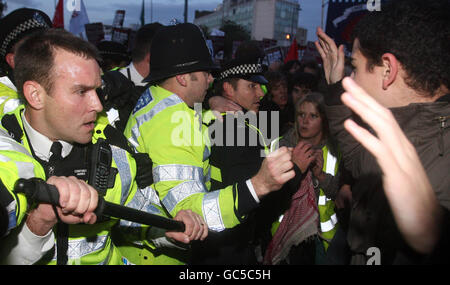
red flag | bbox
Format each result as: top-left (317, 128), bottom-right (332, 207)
top-left (284, 38), bottom-right (299, 63)
top-left (52, 0), bottom-right (64, 29)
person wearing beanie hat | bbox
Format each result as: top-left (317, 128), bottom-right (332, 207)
top-left (122, 23), bottom-right (295, 265)
top-left (0, 8), bottom-right (51, 115)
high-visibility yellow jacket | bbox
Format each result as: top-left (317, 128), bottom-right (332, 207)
top-left (0, 105), bottom-right (161, 265)
top-left (0, 78), bottom-right (22, 115)
top-left (123, 85), bottom-right (258, 264)
top-left (317, 145), bottom-right (340, 250)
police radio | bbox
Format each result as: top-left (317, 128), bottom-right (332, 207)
top-left (88, 139), bottom-right (118, 196)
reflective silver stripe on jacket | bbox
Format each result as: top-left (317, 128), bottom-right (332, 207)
top-left (53, 235), bottom-right (109, 264)
top-left (318, 195), bottom-right (332, 206)
top-left (130, 94), bottom-right (184, 149)
top-left (153, 164), bottom-right (204, 183)
top-left (0, 130), bottom-right (31, 157)
top-left (0, 154), bottom-right (36, 179)
top-left (162, 180), bottom-right (207, 213)
top-left (319, 151), bottom-right (339, 231)
top-left (110, 146), bottom-right (132, 205)
top-left (319, 150), bottom-right (338, 207)
top-left (203, 146), bottom-right (210, 162)
top-left (3, 99), bottom-right (21, 114)
top-left (0, 96), bottom-right (9, 105)
top-left (124, 185), bottom-right (162, 215)
top-left (202, 190), bottom-right (225, 232)
top-left (205, 166), bottom-right (211, 184)
top-left (320, 213), bottom-right (338, 233)
top-left (325, 152), bottom-right (338, 175)
top-left (119, 185), bottom-right (163, 245)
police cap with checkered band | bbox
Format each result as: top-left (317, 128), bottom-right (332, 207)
top-left (0, 8), bottom-right (52, 67)
top-left (144, 23), bottom-right (219, 84)
top-left (217, 57), bottom-right (268, 85)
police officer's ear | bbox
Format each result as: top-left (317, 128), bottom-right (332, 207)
top-left (222, 81), bottom-right (235, 100)
top-left (22, 81), bottom-right (45, 110)
top-left (5, 53), bottom-right (15, 69)
top-left (175, 74), bottom-right (189, 87)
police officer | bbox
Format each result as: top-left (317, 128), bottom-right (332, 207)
top-left (191, 56), bottom-right (273, 264)
top-left (96, 40), bottom-right (130, 73)
top-left (97, 23), bottom-right (164, 133)
top-left (120, 22), bottom-right (163, 87)
top-left (0, 29), bottom-right (207, 265)
top-left (0, 8), bottom-right (52, 115)
top-left (123, 23), bottom-right (295, 264)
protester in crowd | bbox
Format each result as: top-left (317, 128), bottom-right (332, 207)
top-left (0, 29), bottom-right (207, 265)
top-left (96, 40), bottom-right (130, 72)
top-left (260, 71), bottom-right (295, 134)
top-left (0, 8), bottom-right (51, 115)
top-left (282, 60), bottom-right (301, 77)
top-left (268, 60), bottom-right (283, 72)
top-left (262, 93), bottom-right (347, 265)
top-left (340, 77), bottom-right (446, 257)
top-left (299, 60), bottom-right (321, 78)
top-left (290, 71), bottom-right (319, 106)
top-left (123, 23), bottom-right (295, 265)
top-left (316, 0), bottom-right (449, 264)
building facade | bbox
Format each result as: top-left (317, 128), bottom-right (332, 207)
top-left (194, 0), bottom-right (301, 47)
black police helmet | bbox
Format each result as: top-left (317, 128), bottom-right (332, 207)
top-left (144, 23), bottom-right (218, 84)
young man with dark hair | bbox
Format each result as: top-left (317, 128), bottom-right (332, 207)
top-left (124, 22), bottom-right (164, 86)
top-left (316, 0), bottom-right (449, 264)
top-left (290, 71), bottom-right (319, 105)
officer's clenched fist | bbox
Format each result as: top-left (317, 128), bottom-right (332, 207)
top-left (251, 147), bottom-right (295, 199)
top-left (26, 176), bottom-right (98, 236)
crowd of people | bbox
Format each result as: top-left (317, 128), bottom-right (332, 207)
top-left (0, 0), bottom-right (448, 266)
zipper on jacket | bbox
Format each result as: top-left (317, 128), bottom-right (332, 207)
top-left (435, 116), bottom-right (449, 156)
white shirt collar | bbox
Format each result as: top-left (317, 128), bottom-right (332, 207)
top-left (21, 110), bottom-right (73, 162)
top-left (0, 76), bottom-right (17, 92)
top-left (120, 62), bottom-right (146, 86)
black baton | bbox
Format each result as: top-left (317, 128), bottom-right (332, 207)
top-left (14, 178), bottom-right (185, 232)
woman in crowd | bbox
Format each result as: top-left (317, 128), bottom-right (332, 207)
top-left (262, 92), bottom-right (349, 265)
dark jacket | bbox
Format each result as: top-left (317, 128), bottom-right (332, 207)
top-left (191, 112), bottom-right (266, 265)
top-left (325, 81), bottom-right (450, 264)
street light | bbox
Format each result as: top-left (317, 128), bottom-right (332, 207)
top-left (184, 0), bottom-right (188, 23)
top-left (0, 0), bottom-right (7, 18)
top-left (321, 0), bottom-right (329, 30)
top-left (290, 1), bottom-right (302, 44)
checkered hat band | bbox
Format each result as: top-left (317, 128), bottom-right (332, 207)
top-left (219, 63), bottom-right (263, 80)
top-left (0, 18), bottom-right (50, 57)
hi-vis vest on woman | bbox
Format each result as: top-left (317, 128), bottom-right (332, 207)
top-left (0, 105), bottom-right (160, 265)
top-left (318, 145), bottom-right (340, 251)
top-left (271, 144), bottom-right (340, 251)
